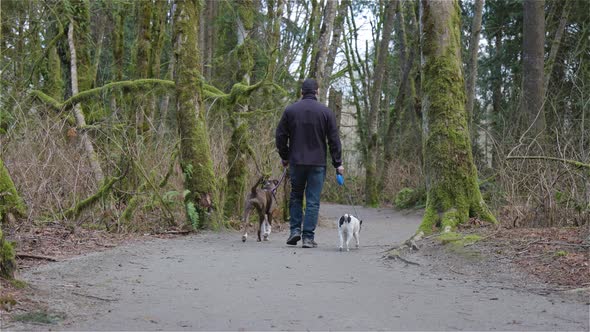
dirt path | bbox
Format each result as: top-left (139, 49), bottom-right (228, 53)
top-left (5, 204), bottom-right (589, 331)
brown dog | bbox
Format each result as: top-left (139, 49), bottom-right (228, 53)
top-left (241, 177), bottom-right (279, 242)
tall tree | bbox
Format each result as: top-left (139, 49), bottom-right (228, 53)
top-left (521, 0), bottom-right (545, 136)
top-left (417, 0), bottom-right (496, 234)
top-left (380, 0), bottom-right (418, 186)
top-left (544, 0), bottom-right (570, 93)
top-left (322, 0), bottom-right (349, 102)
top-left (173, 0), bottom-right (216, 228)
top-left (297, 0), bottom-right (320, 82)
top-left (465, 0), bottom-right (484, 129)
top-left (309, 0), bottom-right (337, 103)
top-left (365, 0), bottom-right (397, 207)
top-left (224, 0), bottom-right (256, 219)
top-left (134, 0), bottom-right (153, 132)
top-left (67, 18), bottom-right (105, 184)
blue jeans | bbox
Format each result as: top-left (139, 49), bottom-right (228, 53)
top-left (289, 165), bottom-right (326, 240)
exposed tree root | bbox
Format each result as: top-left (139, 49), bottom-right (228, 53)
top-left (16, 254), bottom-right (58, 262)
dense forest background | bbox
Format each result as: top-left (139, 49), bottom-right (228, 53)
top-left (0, 0), bottom-right (588, 248)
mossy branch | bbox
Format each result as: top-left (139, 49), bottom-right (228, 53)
top-left (506, 156), bottom-right (590, 170)
top-left (31, 79), bottom-right (176, 112)
top-left (62, 175), bottom-right (122, 220)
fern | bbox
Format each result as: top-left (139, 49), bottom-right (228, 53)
top-left (186, 202), bottom-right (199, 229)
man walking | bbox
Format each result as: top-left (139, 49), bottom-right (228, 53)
top-left (275, 78), bottom-right (343, 248)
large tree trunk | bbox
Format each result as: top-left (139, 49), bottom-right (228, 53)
top-left (68, 20), bottom-right (105, 184)
top-left (465, 0), bottom-right (484, 129)
top-left (522, 0), bottom-right (545, 136)
top-left (365, 0), bottom-right (396, 207)
top-left (174, 0), bottom-right (216, 229)
top-left (224, 0), bottom-right (255, 219)
top-left (418, 0), bottom-right (496, 234)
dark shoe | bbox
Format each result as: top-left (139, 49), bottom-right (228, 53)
top-left (286, 234), bottom-right (301, 245)
top-left (302, 238), bottom-right (316, 248)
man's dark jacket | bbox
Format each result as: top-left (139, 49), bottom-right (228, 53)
top-left (275, 93), bottom-right (342, 168)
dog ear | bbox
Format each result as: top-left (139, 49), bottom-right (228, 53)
top-left (338, 216), bottom-right (345, 227)
top-left (347, 215), bottom-right (351, 223)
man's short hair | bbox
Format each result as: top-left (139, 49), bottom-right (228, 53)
top-left (301, 78), bottom-right (319, 94)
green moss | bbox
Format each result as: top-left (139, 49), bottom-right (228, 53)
top-left (395, 188), bottom-right (415, 209)
top-left (10, 278), bottom-right (27, 289)
top-left (0, 228), bottom-right (16, 279)
top-left (44, 45), bottom-right (64, 100)
top-left (13, 310), bottom-right (65, 325)
top-left (0, 158), bottom-right (27, 220)
top-left (437, 231), bottom-right (462, 244)
top-left (554, 250), bottom-right (568, 257)
top-left (237, 0), bottom-right (256, 30)
top-left (461, 234), bottom-right (482, 246)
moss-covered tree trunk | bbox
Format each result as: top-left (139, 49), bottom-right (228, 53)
top-left (0, 157), bottom-right (25, 279)
top-left (174, 0), bottom-right (216, 229)
top-left (418, 0), bottom-right (496, 235)
top-left (224, 0), bottom-right (255, 219)
top-left (0, 227), bottom-right (16, 279)
top-left (0, 158), bottom-right (27, 222)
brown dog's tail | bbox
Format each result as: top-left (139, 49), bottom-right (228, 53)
top-left (251, 176), bottom-right (264, 195)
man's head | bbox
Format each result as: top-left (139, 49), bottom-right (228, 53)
top-left (301, 78), bottom-right (319, 95)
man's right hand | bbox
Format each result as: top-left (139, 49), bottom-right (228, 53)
top-left (336, 165), bottom-right (344, 175)
top-left (282, 160), bottom-right (289, 167)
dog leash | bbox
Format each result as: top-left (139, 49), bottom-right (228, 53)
top-left (269, 167), bottom-right (288, 203)
top-left (337, 172), bottom-right (363, 222)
